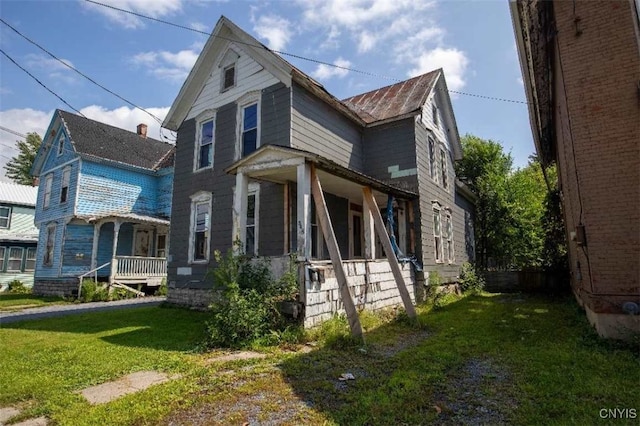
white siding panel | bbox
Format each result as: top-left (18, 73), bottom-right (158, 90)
top-left (186, 42), bottom-right (281, 121)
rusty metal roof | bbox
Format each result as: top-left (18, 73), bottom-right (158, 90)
top-left (342, 69), bottom-right (441, 124)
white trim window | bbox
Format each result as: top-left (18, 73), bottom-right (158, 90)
top-left (0, 247), bottom-right (5, 271)
top-left (0, 206), bottom-right (10, 229)
top-left (428, 136), bottom-right (437, 182)
top-left (245, 186), bottom-right (259, 257)
top-left (25, 247), bottom-right (36, 271)
top-left (195, 116), bottom-right (214, 171)
top-left (189, 192), bottom-right (212, 263)
top-left (440, 148), bottom-right (448, 190)
top-left (240, 102), bottom-right (259, 157)
top-left (57, 135), bottom-right (65, 156)
top-left (7, 247), bottom-right (24, 272)
top-left (433, 205), bottom-right (443, 262)
top-left (445, 211), bottom-right (454, 263)
top-left (44, 224), bottom-right (56, 266)
top-left (60, 166), bottom-right (71, 203)
top-left (43, 174), bottom-right (53, 208)
top-left (156, 233), bottom-right (168, 258)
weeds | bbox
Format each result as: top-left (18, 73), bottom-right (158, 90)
top-left (458, 262), bottom-right (486, 294)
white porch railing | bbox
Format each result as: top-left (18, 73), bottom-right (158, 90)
top-left (113, 256), bottom-right (167, 280)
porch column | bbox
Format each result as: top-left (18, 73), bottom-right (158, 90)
top-left (363, 196), bottom-right (375, 259)
top-left (109, 220), bottom-right (122, 285)
top-left (296, 162), bottom-right (312, 259)
top-left (232, 171), bottom-right (249, 254)
top-left (362, 187), bottom-right (416, 319)
top-left (90, 221), bottom-right (102, 270)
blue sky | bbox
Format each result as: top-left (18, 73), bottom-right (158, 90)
top-left (0, 0), bottom-right (534, 182)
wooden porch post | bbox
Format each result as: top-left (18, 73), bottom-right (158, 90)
top-left (232, 171), bottom-right (249, 254)
top-left (296, 162), bottom-right (312, 259)
top-left (90, 221), bottom-right (102, 270)
top-left (109, 220), bottom-right (122, 286)
top-left (310, 164), bottom-right (363, 340)
top-left (363, 197), bottom-right (376, 259)
top-left (362, 187), bottom-right (417, 319)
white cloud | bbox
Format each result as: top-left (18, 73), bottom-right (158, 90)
top-left (24, 54), bottom-right (77, 83)
top-left (517, 76), bottom-right (524, 86)
top-left (407, 47), bottom-right (469, 92)
top-left (82, 0), bottom-right (184, 29)
top-left (252, 14), bottom-right (293, 51)
top-left (131, 48), bottom-right (199, 82)
top-left (312, 57), bottom-right (352, 81)
top-left (0, 105), bottom-right (174, 181)
top-left (190, 22), bottom-right (209, 33)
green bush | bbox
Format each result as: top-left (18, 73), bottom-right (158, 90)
top-left (78, 279), bottom-right (109, 302)
top-left (458, 262), bottom-right (485, 294)
top-left (425, 271), bottom-right (446, 310)
top-left (7, 280), bottom-right (30, 294)
top-left (205, 250), bottom-right (300, 348)
top-left (155, 278), bottom-right (168, 296)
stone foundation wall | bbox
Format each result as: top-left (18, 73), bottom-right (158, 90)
top-left (303, 260), bottom-right (415, 328)
top-left (166, 287), bottom-right (212, 308)
top-left (33, 278), bottom-right (79, 297)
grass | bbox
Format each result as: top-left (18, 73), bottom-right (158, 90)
top-left (0, 293), bottom-right (69, 312)
top-left (0, 294), bottom-right (637, 425)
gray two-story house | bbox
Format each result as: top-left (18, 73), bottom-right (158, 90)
top-left (162, 17), bottom-right (476, 327)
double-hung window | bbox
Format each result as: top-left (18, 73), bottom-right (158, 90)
top-left (190, 192), bottom-right (211, 263)
top-left (445, 212), bottom-right (454, 263)
top-left (60, 166), bottom-right (71, 203)
top-left (245, 190), bottom-right (258, 256)
top-left (7, 247), bottom-right (24, 272)
top-left (428, 137), bottom-right (437, 182)
top-left (241, 103), bottom-right (258, 157)
top-left (433, 206), bottom-right (443, 262)
top-left (0, 206), bottom-right (10, 228)
top-left (44, 224), bottom-right (55, 266)
top-left (25, 247), bottom-right (36, 271)
top-left (43, 174), bottom-right (53, 208)
top-left (196, 118), bottom-right (214, 170)
top-left (0, 247), bottom-right (5, 271)
top-left (440, 148), bottom-right (448, 190)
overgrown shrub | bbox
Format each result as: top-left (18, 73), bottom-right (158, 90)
top-left (205, 250), bottom-right (300, 348)
top-left (79, 279), bottom-right (109, 302)
top-left (155, 278), bottom-right (168, 296)
top-left (458, 262), bottom-right (486, 294)
top-left (425, 271), bottom-right (446, 310)
top-left (7, 280), bottom-right (30, 294)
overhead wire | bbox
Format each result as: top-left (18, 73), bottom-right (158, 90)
top-left (0, 125), bottom-right (27, 139)
top-left (83, 0), bottom-right (529, 105)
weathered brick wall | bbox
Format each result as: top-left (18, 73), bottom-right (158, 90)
top-left (552, 0), bottom-right (640, 314)
top-left (303, 260), bottom-right (415, 328)
top-left (33, 278), bottom-right (78, 297)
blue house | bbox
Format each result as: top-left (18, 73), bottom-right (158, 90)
top-left (30, 110), bottom-right (174, 296)
top-left (0, 182), bottom-right (39, 289)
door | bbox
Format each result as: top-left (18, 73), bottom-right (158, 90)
top-left (134, 229), bottom-right (151, 257)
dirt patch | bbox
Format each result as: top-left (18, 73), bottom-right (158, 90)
top-left (0, 406), bottom-right (21, 425)
top-left (79, 371), bottom-right (178, 405)
top-left (433, 358), bottom-right (517, 425)
top-left (204, 351), bottom-right (267, 364)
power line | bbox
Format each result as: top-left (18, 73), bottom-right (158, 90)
top-left (0, 18), bottom-right (166, 126)
top-left (0, 49), bottom-right (86, 117)
top-left (0, 125), bottom-right (27, 139)
top-left (83, 0), bottom-right (529, 105)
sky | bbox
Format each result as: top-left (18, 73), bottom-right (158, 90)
top-left (0, 0), bottom-right (534, 183)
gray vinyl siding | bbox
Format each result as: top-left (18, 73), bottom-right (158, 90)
top-left (363, 118), bottom-right (418, 192)
top-left (324, 193), bottom-right (349, 257)
top-left (258, 182), bottom-right (285, 256)
top-left (261, 83), bottom-right (290, 147)
top-left (291, 82), bottom-right (364, 171)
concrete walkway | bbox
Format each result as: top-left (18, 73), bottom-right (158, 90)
top-left (0, 297), bottom-right (166, 325)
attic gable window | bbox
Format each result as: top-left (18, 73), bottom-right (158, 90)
top-left (60, 166), bottom-right (71, 203)
top-left (432, 104), bottom-right (439, 128)
top-left (222, 64), bottom-right (236, 91)
top-left (57, 135), bottom-right (64, 156)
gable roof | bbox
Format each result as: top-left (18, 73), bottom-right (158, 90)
top-left (343, 70), bottom-right (441, 124)
top-left (0, 181), bottom-right (38, 206)
top-left (53, 110), bottom-right (174, 171)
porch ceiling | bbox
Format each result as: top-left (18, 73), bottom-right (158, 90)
top-left (225, 145), bottom-right (417, 203)
top-left (80, 212), bottom-right (170, 227)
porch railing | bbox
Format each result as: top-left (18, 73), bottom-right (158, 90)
top-left (113, 256), bottom-right (167, 280)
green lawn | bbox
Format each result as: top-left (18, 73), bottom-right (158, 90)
top-left (0, 293), bottom-right (70, 312)
top-left (0, 294), bottom-right (637, 425)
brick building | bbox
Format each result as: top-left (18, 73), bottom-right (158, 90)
top-left (511, 0), bottom-right (640, 338)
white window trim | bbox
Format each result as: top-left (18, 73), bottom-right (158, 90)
top-left (440, 147), bottom-right (449, 191)
top-left (245, 184), bottom-right (260, 257)
top-left (188, 191), bottom-right (212, 264)
top-left (57, 135), bottom-right (65, 156)
top-left (235, 91), bottom-right (261, 161)
top-left (0, 206), bottom-right (11, 229)
top-left (24, 247), bottom-right (36, 272)
top-left (432, 202), bottom-right (443, 263)
top-left (43, 174), bottom-right (53, 209)
top-left (44, 223), bottom-right (56, 266)
top-left (60, 166), bottom-right (71, 204)
top-left (219, 47), bottom-right (240, 93)
top-left (445, 210), bottom-right (455, 264)
top-left (193, 110), bottom-right (216, 173)
top-left (155, 232), bottom-right (168, 258)
top-left (7, 247), bottom-right (24, 272)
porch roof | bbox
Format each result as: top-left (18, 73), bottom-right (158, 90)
top-left (225, 145), bottom-right (418, 201)
top-left (79, 212), bottom-right (170, 227)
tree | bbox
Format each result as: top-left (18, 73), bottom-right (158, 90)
top-left (3, 132), bottom-right (41, 185)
